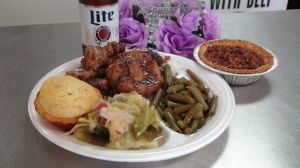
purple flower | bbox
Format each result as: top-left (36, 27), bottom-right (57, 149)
top-left (119, 0), bottom-right (132, 18)
top-left (120, 17), bottom-right (148, 49)
top-left (201, 6), bottom-right (221, 40)
top-left (175, 9), bottom-right (201, 32)
top-left (154, 19), bottom-right (205, 59)
top-left (136, 0), bottom-right (163, 7)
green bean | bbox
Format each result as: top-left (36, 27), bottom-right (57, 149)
top-left (187, 69), bottom-right (210, 94)
top-left (167, 94), bottom-right (196, 104)
top-left (165, 108), bottom-right (181, 121)
top-left (171, 76), bottom-right (180, 85)
top-left (157, 107), bottom-right (164, 118)
top-left (176, 77), bottom-right (190, 85)
top-left (199, 85), bottom-right (210, 95)
top-left (174, 104), bottom-right (195, 114)
top-left (189, 80), bottom-right (198, 88)
top-left (173, 113), bottom-right (182, 122)
top-left (208, 95), bottom-right (218, 116)
top-left (167, 101), bottom-right (183, 108)
top-left (180, 113), bottom-right (187, 118)
top-left (177, 120), bottom-right (186, 129)
top-left (197, 118), bottom-right (206, 129)
top-left (189, 103), bottom-right (204, 120)
top-left (165, 108), bottom-right (174, 113)
top-left (202, 93), bottom-right (208, 101)
top-left (164, 64), bottom-right (172, 86)
top-left (172, 76), bottom-right (179, 81)
top-left (158, 100), bottom-right (166, 110)
top-left (164, 108), bottom-right (182, 133)
top-left (183, 111), bottom-right (193, 124)
top-left (157, 68), bottom-right (217, 135)
top-left (167, 84), bottom-right (185, 94)
top-left (186, 86), bottom-right (209, 111)
top-left (191, 120), bottom-right (199, 133)
top-left (153, 89), bottom-right (163, 107)
top-left (178, 90), bottom-right (191, 96)
top-left (184, 127), bottom-right (193, 134)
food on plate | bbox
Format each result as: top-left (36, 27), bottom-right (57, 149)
top-left (106, 50), bottom-right (163, 96)
top-left (68, 92), bottom-right (163, 150)
top-left (66, 42), bottom-right (126, 81)
top-left (82, 42), bottom-right (126, 71)
top-left (34, 76), bottom-right (102, 130)
top-left (66, 42), bottom-right (126, 93)
top-left (67, 42), bottom-right (164, 97)
top-left (34, 42), bottom-right (218, 150)
top-left (198, 39), bottom-right (274, 74)
top-left (154, 65), bottom-right (218, 135)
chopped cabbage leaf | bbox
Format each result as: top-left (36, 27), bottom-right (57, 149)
top-left (68, 92), bottom-right (162, 150)
top-left (106, 130), bottom-right (161, 150)
top-left (134, 105), bottom-right (160, 137)
top-left (105, 92), bottom-right (162, 149)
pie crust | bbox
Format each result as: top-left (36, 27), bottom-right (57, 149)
top-left (199, 39), bottom-right (274, 74)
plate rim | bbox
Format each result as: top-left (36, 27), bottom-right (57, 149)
top-left (28, 52), bottom-right (235, 162)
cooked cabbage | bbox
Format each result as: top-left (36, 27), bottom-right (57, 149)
top-left (105, 92), bottom-right (162, 149)
top-left (68, 92), bottom-right (162, 150)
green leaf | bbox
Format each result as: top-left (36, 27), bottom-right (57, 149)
top-left (147, 43), bottom-right (157, 49)
top-left (136, 14), bottom-right (145, 24)
top-left (132, 5), bottom-right (140, 18)
top-left (192, 21), bottom-right (205, 38)
top-left (132, 5), bottom-right (145, 24)
top-left (169, 16), bottom-right (181, 28)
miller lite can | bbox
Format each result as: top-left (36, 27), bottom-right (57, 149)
top-left (79, 0), bottom-right (119, 54)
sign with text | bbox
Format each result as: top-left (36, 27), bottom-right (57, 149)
top-left (202, 0), bottom-right (288, 11)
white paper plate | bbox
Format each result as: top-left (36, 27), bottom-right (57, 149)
top-left (28, 52), bottom-right (235, 162)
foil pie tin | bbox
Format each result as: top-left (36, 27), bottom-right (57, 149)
top-left (193, 39), bottom-right (279, 85)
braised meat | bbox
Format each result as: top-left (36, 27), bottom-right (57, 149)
top-left (82, 42), bottom-right (126, 71)
top-left (106, 50), bottom-right (162, 96)
top-left (67, 42), bottom-right (126, 80)
top-left (66, 69), bottom-right (97, 81)
top-left (87, 78), bottom-right (110, 94)
top-left (67, 42), bottom-right (163, 97)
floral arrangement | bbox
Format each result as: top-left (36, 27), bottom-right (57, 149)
top-left (119, 0), bottom-right (220, 60)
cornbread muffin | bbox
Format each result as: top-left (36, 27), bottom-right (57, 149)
top-left (34, 76), bottom-right (102, 130)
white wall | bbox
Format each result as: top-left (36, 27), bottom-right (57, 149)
top-left (0, 0), bottom-right (288, 27)
top-left (202, 0), bottom-right (288, 12)
top-left (0, 0), bottom-right (79, 27)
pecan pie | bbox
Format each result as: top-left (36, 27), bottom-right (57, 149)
top-left (199, 39), bottom-right (274, 74)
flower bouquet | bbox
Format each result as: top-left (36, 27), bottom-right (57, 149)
top-left (119, 0), bottom-right (220, 60)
